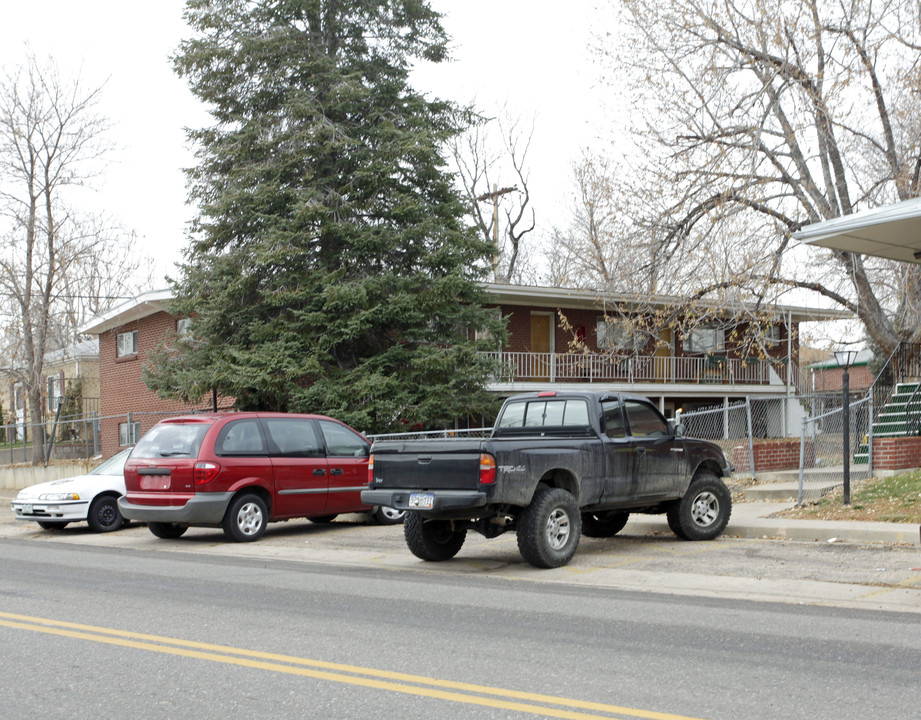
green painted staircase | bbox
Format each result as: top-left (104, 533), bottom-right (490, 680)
top-left (855, 381), bottom-right (921, 464)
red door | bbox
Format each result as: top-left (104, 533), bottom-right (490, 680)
top-left (317, 419), bottom-right (371, 514)
top-left (260, 417), bottom-right (329, 518)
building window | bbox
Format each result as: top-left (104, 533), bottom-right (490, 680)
top-left (597, 318), bottom-right (638, 352)
top-left (177, 318), bottom-right (193, 337)
top-left (116, 330), bottom-right (138, 357)
top-left (119, 421), bottom-right (140, 446)
top-left (764, 325), bottom-right (782, 347)
top-left (686, 326), bottom-right (725, 354)
top-left (46, 376), bottom-right (62, 412)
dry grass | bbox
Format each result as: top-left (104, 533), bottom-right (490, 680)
top-left (775, 470), bottom-right (921, 523)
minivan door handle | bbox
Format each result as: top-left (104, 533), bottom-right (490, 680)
top-left (312, 468), bottom-right (327, 476)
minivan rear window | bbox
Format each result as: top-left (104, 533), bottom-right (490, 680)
top-left (131, 423), bottom-right (210, 459)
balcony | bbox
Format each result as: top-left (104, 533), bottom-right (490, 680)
top-left (481, 351), bottom-right (794, 388)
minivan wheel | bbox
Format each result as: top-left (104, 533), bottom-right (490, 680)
top-left (371, 505), bottom-right (406, 525)
top-left (148, 522), bottom-right (187, 539)
top-left (223, 493), bottom-right (268, 542)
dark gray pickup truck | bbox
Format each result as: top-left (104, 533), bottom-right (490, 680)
top-left (362, 391), bottom-right (734, 568)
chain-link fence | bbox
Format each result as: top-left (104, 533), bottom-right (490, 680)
top-left (1, 413), bottom-right (102, 465)
top-left (795, 397), bottom-right (872, 503)
top-left (1, 405), bottom-right (234, 465)
top-left (679, 393), bottom-right (874, 503)
top-left (677, 401), bottom-right (755, 481)
top-left (367, 427), bottom-right (492, 442)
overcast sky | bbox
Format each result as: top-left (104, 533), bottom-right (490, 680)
top-left (1, 1), bottom-right (618, 283)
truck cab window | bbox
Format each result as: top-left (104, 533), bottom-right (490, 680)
top-left (624, 400), bottom-right (669, 437)
top-left (600, 400), bottom-right (626, 438)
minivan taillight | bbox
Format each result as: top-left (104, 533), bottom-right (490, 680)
top-left (479, 453), bottom-right (497, 484)
top-left (367, 454), bottom-right (375, 485)
top-left (194, 462), bottom-right (220, 486)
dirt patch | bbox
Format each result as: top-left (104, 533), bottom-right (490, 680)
top-left (771, 471), bottom-right (921, 523)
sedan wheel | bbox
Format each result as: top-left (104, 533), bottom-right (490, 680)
top-left (87, 495), bottom-right (124, 533)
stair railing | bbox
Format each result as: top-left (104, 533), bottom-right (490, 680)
top-left (905, 382), bottom-right (921, 436)
top-left (867, 342), bottom-right (921, 433)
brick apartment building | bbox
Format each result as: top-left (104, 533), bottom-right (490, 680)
top-left (81, 283), bottom-right (850, 457)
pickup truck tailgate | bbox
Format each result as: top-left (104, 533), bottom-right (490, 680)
top-left (370, 439), bottom-right (484, 490)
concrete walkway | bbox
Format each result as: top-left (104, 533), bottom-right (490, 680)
top-left (626, 499), bottom-right (921, 545)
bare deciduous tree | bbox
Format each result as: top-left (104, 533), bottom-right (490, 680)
top-left (597, 0), bottom-right (921, 354)
top-left (451, 109), bottom-right (536, 283)
top-left (0, 55), bottom-right (127, 463)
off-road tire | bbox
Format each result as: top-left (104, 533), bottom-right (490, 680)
top-left (581, 510), bottom-right (629, 538)
top-left (517, 486), bottom-right (581, 568)
top-left (222, 494), bottom-right (268, 542)
top-left (87, 494), bottom-right (123, 533)
top-left (667, 471), bottom-right (731, 541)
top-left (148, 522), bottom-right (188, 539)
top-left (403, 512), bottom-right (466, 561)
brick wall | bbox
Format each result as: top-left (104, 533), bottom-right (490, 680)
top-left (809, 366), bottom-right (873, 392)
top-left (871, 436), bottom-right (921, 470)
top-left (733, 439), bottom-right (815, 472)
top-left (97, 311), bottom-right (217, 458)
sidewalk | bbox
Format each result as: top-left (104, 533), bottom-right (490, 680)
top-left (625, 499), bottom-right (921, 545)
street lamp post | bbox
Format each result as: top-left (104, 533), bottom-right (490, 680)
top-left (833, 350), bottom-right (859, 505)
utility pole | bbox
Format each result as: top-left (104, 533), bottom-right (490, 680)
top-left (475, 184), bottom-right (516, 281)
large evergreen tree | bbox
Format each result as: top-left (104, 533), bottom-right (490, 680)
top-left (144, 0), bottom-right (505, 432)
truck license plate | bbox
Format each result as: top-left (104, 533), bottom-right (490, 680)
top-left (408, 492), bottom-right (434, 509)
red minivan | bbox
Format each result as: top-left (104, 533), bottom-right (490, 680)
top-left (119, 412), bottom-right (403, 542)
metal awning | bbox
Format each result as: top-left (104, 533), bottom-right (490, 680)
top-left (794, 197), bottom-right (921, 264)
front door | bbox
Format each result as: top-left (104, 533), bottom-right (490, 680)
top-left (654, 329), bottom-right (672, 382)
top-left (317, 419), bottom-right (371, 514)
top-left (530, 313), bottom-right (552, 381)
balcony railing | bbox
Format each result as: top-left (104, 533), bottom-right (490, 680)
top-left (481, 351), bottom-right (794, 386)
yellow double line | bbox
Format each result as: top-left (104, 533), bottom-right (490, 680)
top-left (0, 611), bottom-right (705, 720)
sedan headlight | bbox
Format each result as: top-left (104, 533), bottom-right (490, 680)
top-left (37, 492), bottom-right (80, 501)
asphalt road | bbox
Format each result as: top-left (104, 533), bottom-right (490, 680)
top-left (2, 502), bottom-right (921, 719)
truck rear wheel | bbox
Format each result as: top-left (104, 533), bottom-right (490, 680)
top-left (666, 471), bottom-right (731, 541)
top-left (517, 486), bottom-right (581, 568)
top-left (403, 513), bottom-right (466, 561)
top-left (581, 510), bottom-right (629, 538)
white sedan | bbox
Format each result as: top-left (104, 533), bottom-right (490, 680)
top-left (11, 449), bottom-right (132, 532)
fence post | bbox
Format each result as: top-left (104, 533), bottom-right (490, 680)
top-left (745, 398), bottom-right (755, 480)
top-left (798, 416), bottom-right (807, 506)
top-left (867, 385), bottom-right (874, 474)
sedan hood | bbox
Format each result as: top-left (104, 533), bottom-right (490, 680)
top-left (16, 473), bottom-right (124, 501)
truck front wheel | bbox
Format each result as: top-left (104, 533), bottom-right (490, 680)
top-left (666, 471), bottom-right (731, 541)
top-left (403, 513), bottom-right (466, 561)
top-left (517, 486), bottom-right (582, 568)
